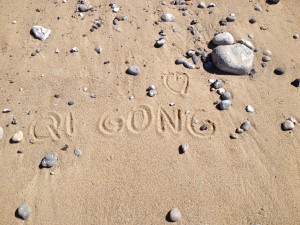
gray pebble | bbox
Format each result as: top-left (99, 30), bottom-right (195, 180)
top-left (255, 6), bottom-right (262, 12)
top-left (12, 118), bottom-right (18, 124)
top-left (236, 128), bottom-right (244, 134)
top-left (175, 58), bottom-right (185, 65)
top-left (219, 100), bottom-right (231, 110)
top-left (268, 0), bottom-right (280, 4)
top-left (41, 152), bottom-right (58, 168)
top-left (161, 13), bottom-right (175, 22)
top-left (282, 120), bottom-right (294, 131)
top-left (126, 66), bottom-right (140, 76)
top-left (226, 14), bottom-right (236, 22)
top-left (241, 121), bottom-right (251, 131)
top-left (147, 89), bottom-right (156, 97)
top-left (31, 25), bottom-right (51, 41)
top-left (212, 79), bottom-right (223, 89)
top-left (183, 61), bottom-right (196, 69)
top-left (198, 2), bottom-right (205, 8)
top-left (68, 100), bottom-right (74, 106)
top-left (113, 18), bottom-right (119, 25)
top-left (263, 50), bottom-right (272, 56)
top-left (168, 208), bottom-right (182, 222)
top-left (219, 19), bottom-right (227, 26)
top-left (213, 32), bottom-right (234, 45)
top-left (192, 54), bottom-right (199, 65)
top-left (74, 149), bottom-right (82, 156)
top-left (249, 18), bottom-right (257, 24)
top-left (180, 143), bottom-right (189, 153)
top-left (262, 56), bottom-right (271, 62)
top-left (293, 34), bottom-right (299, 39)
top-left (182, 11), bottom-right (188, 16)
top-left (274, 67), bottom-right (285, 75)
top-left (155, 38), bottom-right (165, 48)
top-left (220, 91), bottom-right (232, 100)
top-left (3, 108), bottom-right (11, 113)
top-left (17, 203), bottom-right (31, 220)
top-left (230, 133), bottom-right (238, 139)
top-left (95, 47), bottom-right (102, 54)
top-left (246, 105), bottom-right (254, 113)
top-left (70, 47), bottom-right (79, 53)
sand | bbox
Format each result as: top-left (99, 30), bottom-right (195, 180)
top-left (0, 0), bottom-right (300, 224)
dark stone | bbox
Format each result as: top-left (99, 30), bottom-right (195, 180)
top-left (274, 67), bottom-right (285, 75)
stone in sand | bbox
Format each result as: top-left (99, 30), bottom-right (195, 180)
top-left (161, 13), bottom-right (175, 22)
top-left (0, 127), bottom-right (3, 140)
top-left (241, 121), bottom-right (251, 131)
top-left (17, 203), bottom-right (31, 220)
top-left (282, 120), bottom-right (294, 131)
top-left (213, 32), bottom-right (234, 45)
top-left (180, 143), bottom-right (189, 153)
top-left (219, 100), bottom-right (231, 110)
top-left (168, 208), bottom-right (182, 222)
top-left (220, 91), bottom-right (232, 100)
top-left (211, 43), bottom-right (254, 75)
top-left (41, 152), bottom-right (58, 168)
top-left (126, 66), bottom-right (140, 75)
top-left (74, 149), bottom-right (82, 156)
top-left (11, 131), bottom-right (23, 143)
top-left (246, 105), bottom-right (254, 113)
top-left (31, 26), bottom-right (51, 41)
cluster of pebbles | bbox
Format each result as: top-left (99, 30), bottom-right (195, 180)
top-left (208, 79), bottom-right (232, 110)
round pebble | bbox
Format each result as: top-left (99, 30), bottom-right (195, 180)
top-left (41, 152), bottom-right (58, 168)
top-left (282, 120), bottom-right (294, 131)
top-left (155, 38), bottom-right (165, 48)
top-left (180, 143), bottom-right (189, 153)
top-left (220, 91), bottom-right (232, 100)
top-left (161, 13), bottom-right (175, 22)
top-left (68, 100), bottom-right (74, 106)
top-left (274, 67), bottom-right (285, 75)
top-left (230, 133), bottom-right (238, 139)
top-left (293, 34), bottom-right (299, 39)
top-left (241, 121), bottom-right (251, 131)
top-left (11, 131), bottom-right (23, 143)
top-left (168, 208), bottom-right (182, 222)
top-left (236, 128), bottom-right (244, 134)
top-left (17, 203), bottom-right (31, 220)
top-left (74, 149), bottom-right (82, 156)
top-left (262, 56), bottom-right (271, 62)
top-left (219, 100), bottom-right (231, 110)
top-left (246, 105), bottom-right (254, 113)
top-left (263, 50), bottom-right (272, 56)
top-left (249, 18), bottom-right (257, 24)
top-left (147, 89), bottom-right (156, 97)
top-left (126, 66), bottom-right (140, 76)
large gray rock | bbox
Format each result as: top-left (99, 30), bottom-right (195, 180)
top-left (211, 43), bottom-right (254, 75)
top-left (31, 26), bottom-right (51, 41)
top-left (213, 32), bottom-right (234, 45)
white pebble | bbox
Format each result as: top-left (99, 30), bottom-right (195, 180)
top-left (282, 120), bottom-right (294, 131)
top-left (246, 105), bottom-right (254, 113)
top-left (180, 143), bottom-right (189, 153)
top-left (169, 208), bottom-right (182, 222)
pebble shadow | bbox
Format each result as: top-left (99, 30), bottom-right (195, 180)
top-left (178, 146), bottom-right (184, 155)
top-left (266, 0), bottom-right (278, 5)
top-left (15, 209), bottom-right (21, 220)
top-left (207, 40), bottom-right (217, 50)
top-left (165, 211), bottom-right (173, 222)
top-left (291, 80), bottom-right (299, 87)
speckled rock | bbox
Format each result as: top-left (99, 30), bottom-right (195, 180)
top-left (241, 121), bottom-right (251, 131)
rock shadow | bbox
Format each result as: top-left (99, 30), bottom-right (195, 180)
top-left (266, 0), bottom-right (279, 5)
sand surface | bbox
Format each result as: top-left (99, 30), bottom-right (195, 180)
top-left (1, 0), bottom-right (300, 224)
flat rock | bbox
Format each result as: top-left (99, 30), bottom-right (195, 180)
top-left (126, 66), bottom-right (140, 75)
top-left (17, 203), bottom-right (31, 220)
top-left (168, 208), bottom-right (182, 222)
top-left (41, 152), bottom-right (58, 168)
top-left (161, 13), bottom-right (175, 22)
top-left (282, 120), bottom-right (294, 131)
top-left (31, 26), bottom-right (51, 41)
top-left (11, 131), bottom-right (23, 143)
top-left (213, 32), bottom-right (234, 45)
top-left (211, 43), bottom-right (254, 75)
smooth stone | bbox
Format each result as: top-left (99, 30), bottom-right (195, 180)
top-left (183, 61), bottom-right (196, 69)
top-left (161, 13), bottom-right (175, 22)
top-left (263, 50), bottom-right (272, 56)
top-left (168, 208), bottom-right (182, 222)
top-left (211, 43), bottom-right (254, 75)
top-left (208, 79), bottom-right (216, 83)
top-left (255, 6), bottom-right (262, 12)
top-left (192, 54), bottom-right (199, 65)
top-left (208, 3), bottom-right (216, 7)
top-left (68, 100), bottom-right (74, 106)
top-left (0, 127), bottom-right (3, 141)
top-left (274, 67), bottom-right (285, 75)
top-left (282, 120), bottom-right (294, 131)
top-left (293, 34), bottom-right (299, 39)
top-left (31, 25), bottom-right (51, 41)
top-left (262, 56), bottom-right (271, 62)
top-left (293, 78), bottom-right (300, 87)
top-left (155, 38), bottom-right (165, 48)
top-left (217, 88), bottom-right (225, 95)
top-left (230, 133), bottom-right (238, 139)
top-left (175, 58), bottom-right (186, 65)
top-left (219, 100), bottom-right (231, 110)
top-left (113, 18), bottom-right (119, 25)
top-left (78, 4), bottom-right (92, 12)
top-left (236, 128), bottom-right (244, 134)
top-left (147, 90), bottom-right (156, 97)
top-left (249, 18), bottom-right (256, 24)
top-left (198, 2), bottom-right (205, 8)
top-left (11, 131), bottom-right (23, 143)
top-left (212, 79), bottom-right (223, 89)
top-left (17, 203), bottom-right (31, 220)
top-left (213, 32), bottom-right (234, 45)
top-left (289, 117), bottom-right (297, 124)
top-left (226, 14), bottom-right (236, 22)
top-left (2, 108), bottom-right (11, 113)
top-left (241, 121), bottom-right (251, 131)
top-left (74, 149), bottom-right (82, 156)
top-left (41, 152), bottom-right (58, 168)
top-left (220, 91), bottom-right (232, 100)
top-left (246, 105), bottom-right (254, 112)
top-left (126, 66), bottom-right (140, 75)
top-left (95, 47), bottom-right (102, 54)
top-left (148, 85), bottom-right (156, 91)
top-left (180, 143), bottom-right (189, 153)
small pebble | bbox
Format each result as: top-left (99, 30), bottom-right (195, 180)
top-left (50, 172), bottom-right (55, 175)
top-left (293, 34), bottom-right (299, 39)
top-left (200, 124), bottom-right (208, 131)
top-left (74, 149), bottom-right (82, 156)
top-left (198, 2), bottom-right (205, 8)
top-left (70, 47), bottom-right (79, 53)
top-left (41, 152), bottom-right (58, 168)
top-left (161, 13), bottom-right (175, 22)
top-left (17, 203), bottom-right (31, 220)
top-left (236, 128), bottom-right (244, 134)
top-left (274, 68), bottom-right (285, 75)
top-left (207, 3), bottom-right (216, 8)
top-left (246, 105), bottom-right (254, 113)
top-left (126, 66), bottom-right (140, 76)
top-left (249, 18), bottom-right (257, 24)
top-left (175, 58), bottom-right (186, 65)
top-left (2, 108), bottom-right (11, 113)
top-left (95, 47), bottom-right (102, 54)
top-left (219, 100), bottom-right (231, 110)
top-left (212, 79), bottom-right (223, 89)
top-left (220, 91), bottom-right (232, 100)
top-left (55, 48), bottom-right (59, 54)
top-left (241, 121), bottom-right (251, 131)
top-left (230, 133), bottom-right (238, 139)
top-left (263, 50), bottom-right (272, 56)
top-left (147, 90), bottom-right (156, 97)
top-left (282, 120), bottom-right (294, 131)
top-left (217, 88), bottom-right (225, 95)
top-left (180, 143), bottom-right (189, 153)
top-left (155, 38), bottom-right (165, 48)
top-left (169, 102), bottom-right (175, 106)
top-left (262, 56), bottom-right (271, 62)
top-left (168, 208), bottom-right (182, 222)
top-left (11, 118), bottom-right (18, 124)
top-left (68, 100), bottom-right (74, 106)
top-left (11, 131), bottom-right (23, 143)
top-left (83, 87), bottom-right (88, 92)
top-left (17, 150), bottom-right (23, 154)
top-left (208, 79), bottom-right (216, 83)
top-left (226, 14), bottom-right (236, 22)
top-left (255, 6), bottom-right (262, 12)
